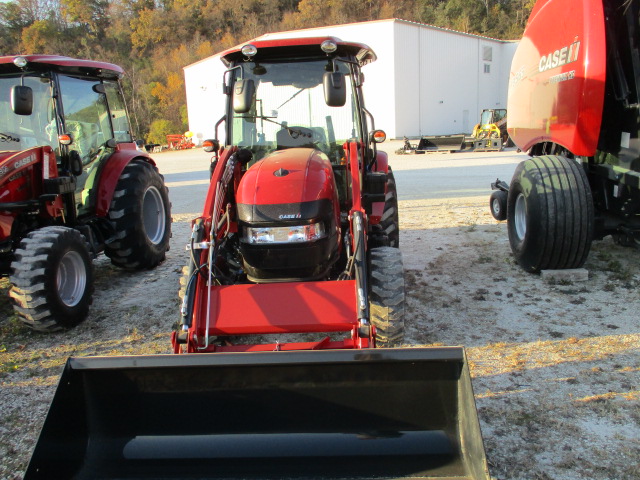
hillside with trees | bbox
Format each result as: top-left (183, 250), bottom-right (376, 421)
top-left (0, 0), bottom-right (535, 143)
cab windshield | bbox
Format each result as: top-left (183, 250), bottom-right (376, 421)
top-left (231, 59), bottom-right (361, 163)
top-left (480, 109), bottom-right (506, 126)
top-left (0, 73), bottom-right (132, 163)
top-left (0, 74), bottom-right (56, 152)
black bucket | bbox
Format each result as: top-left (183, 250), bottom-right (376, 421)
top-left (25, 348), bottom-right (489, 479)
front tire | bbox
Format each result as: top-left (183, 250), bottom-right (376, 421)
top-left (9, 226), bottom-right (94, 331)
top-left (380, 167), bottom-right (400, 247)
top-left (369, 247), bottom-right (405, 347)
top-left (105, 160), bottom-right (171, 269)
top-left (507, 155), bottom-right (593, 272)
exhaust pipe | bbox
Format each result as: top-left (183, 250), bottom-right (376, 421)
top-left (26, 348), bottom-right (489, 479)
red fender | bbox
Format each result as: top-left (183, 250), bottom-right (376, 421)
top-left (95, 145), bottom-right (155, 217)
top-left (372, 149), bottom-right (389, 173)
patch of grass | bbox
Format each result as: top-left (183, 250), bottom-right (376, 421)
top-left (605, 260), bottom-right (634, 282)
top-left (0, 358), bottom-right (20, 376)
top-left (475, 255), bottom-right (493, 264)
top-left (0, 316), bottom-right (29, 339)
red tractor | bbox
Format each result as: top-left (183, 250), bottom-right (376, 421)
top-left (0, 55), bottom-right (171, 331)
top-left (492, 0), bottom-right (640, 272)
top-left (24, 39), bottom-right (490, 480)
top-left (173, 37), bottom-right (403, 353)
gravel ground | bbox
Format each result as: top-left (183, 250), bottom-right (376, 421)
top-left (0, 143), bottom-right (639, 479)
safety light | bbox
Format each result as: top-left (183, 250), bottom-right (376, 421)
top-left (241, 44), bottom-right (258, 58)
top-left (244, 222), bottom-right (326, 244)
top-left (13, 56), bottom-right (27, 68)
top-left (321, 40), bottom-right (337, 54)
top-left (58, 134), bottom-right (72, 145)
top-left (371, 130), bottom-right (387, 143)
top-left (202, 139), bottom-right (219, 153)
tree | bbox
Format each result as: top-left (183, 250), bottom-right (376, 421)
top-left (61, 0), bottom-right (110, 36)
top-left (21, 19), bottom-right (60, 52)
top-left (147, 118), bottom-right (180, 144)
top-left (150, 72), bottom-right (186, 131)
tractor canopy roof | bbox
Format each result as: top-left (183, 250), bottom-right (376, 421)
top-left (219, 36), bottom-right (377, 67)
top-left (0, 55), bottom-right (124, 79)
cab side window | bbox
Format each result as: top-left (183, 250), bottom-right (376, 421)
top-left (104, 81), bottom-right (132, 143)
top-left (58, 75), bottom-right (113, 165)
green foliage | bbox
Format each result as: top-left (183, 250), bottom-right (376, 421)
top-left (148, 119), bottom-right (180, 145)
top-left (0, 0), bottom-right (534, 138)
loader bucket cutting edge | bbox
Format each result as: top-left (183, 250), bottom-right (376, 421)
top-left (25, 348), bottom-right (490, 480)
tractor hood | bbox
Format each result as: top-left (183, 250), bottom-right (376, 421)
top-left (235, 148), bottom-right (341, 282)
top-left (236, 148), bottom-right (339, 225)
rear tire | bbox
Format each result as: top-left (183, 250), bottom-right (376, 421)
top-left (369, 247), bottom-right (405, 347)
top-left (489, 190), bottom-right (507, 221)
top-left (9, 226), bottom-right (94, 331)
top-left (380, 167), bottom-right (399, 247)
top-left (105, 160), bottom-right (171, 269)
top-left (507, 155), bottom-right (593, 272)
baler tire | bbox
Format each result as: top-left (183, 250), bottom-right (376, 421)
top-left (9, 226), bottom-right (94, 332)
top-left (369, 247), bottom-right (405, 347)
top-left (380, 167), bottom-right (400, 247)
top-left (507, 155), bottom-right (593, 272)
top-left (489, 190), bottom-right (507, 221)
top-left (105, 160), bottom-right (171, 270)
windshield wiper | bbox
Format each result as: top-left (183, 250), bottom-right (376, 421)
top-left (276, 88), bottom-right (305, 110)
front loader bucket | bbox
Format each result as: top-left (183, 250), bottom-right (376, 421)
top-left (416, 135), bottom-right (465, 153)
top-left (26, 348), bottom-right (489, 480)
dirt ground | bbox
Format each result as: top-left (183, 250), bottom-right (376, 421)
top-left (0, 144), bottom-right (639, 479)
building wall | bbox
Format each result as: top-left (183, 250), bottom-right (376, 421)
top-left (184, 55), bottom-right (227, 145)
top-left (420, 25), bottom-right (479, 136)
top-left (394, 22), bottom-right (516, 137)
top-left (183, 19), bottom-right (518, 143)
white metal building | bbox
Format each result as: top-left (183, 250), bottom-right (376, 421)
top-left (184, 19), bottom-right (518, 143)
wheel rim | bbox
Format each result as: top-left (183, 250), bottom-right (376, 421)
top-left (57, 251), bottom-right (87, 307)
top-left (514, 193), bottom-right (527, 240)
top-left (143, 186), bottom-right (166, 245)
top-left (492, 198), bottom-right (501, 216)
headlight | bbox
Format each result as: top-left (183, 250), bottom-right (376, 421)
top-left (244, 222), bottom-right (326, 244)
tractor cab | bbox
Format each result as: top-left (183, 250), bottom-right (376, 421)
top-left (0, 55), bottom-right (137, 216)
top-left (479, 108), bottom-right (506, 129)
top-left (210, 37), bottom-right (385, 166)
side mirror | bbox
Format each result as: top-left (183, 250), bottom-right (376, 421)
top-left (232, 79), bottom-right (255, 114)
top-left (11, 85), bottom-right (33, 116)
top-left (203, 139), bottom-right (220, 153)
top-left (323, 72), bottom-right (346, 107)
